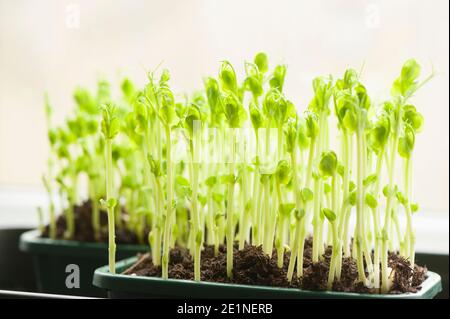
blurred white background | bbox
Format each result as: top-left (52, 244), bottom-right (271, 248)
top-left (0, 0), bottom-right (448, 217)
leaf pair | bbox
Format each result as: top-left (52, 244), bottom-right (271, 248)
top-left (101, 104), bottom-right (120, 139)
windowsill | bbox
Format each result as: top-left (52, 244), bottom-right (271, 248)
top-left (0, 186), bottom-right (448, 255)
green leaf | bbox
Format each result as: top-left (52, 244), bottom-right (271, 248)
top-left (363, 174), bottom-right (378, 187)
top-left (160, 69), bottom-right (170, 84)
top-left (100, 198), bottom-right (117, 209)
top-left (74, 87), bottom-right (97, 115)
top-left (175, 175), bottom-right (192, 198)
top-left (368, 115), bottom-right (390, 153)
top-left (275, 160), bottom-right (290, 185)
top-left (212, 192), bottom-right (224, 204)
top-left (349, 181), bottom-right (356, 192)
top-left (343, 69), bottom-right (358, 89)
top-left (294, 209), bottom-right (306, 220)
top-left (220, 174), bottom-right (236, 184)
top-left (383, 185), bottom-right (396, 198)
top-left (204, 77), bottom-right (222, 126)
top-left (401, 59), bottom-right (421, 84)
top-left (245, 200), bottom-right (252, 212)
top-left (147, 155), bottom-right (162, 177)
top-left (337, 164), bottom-right (344, 177)
top-left (198, 194), bottom-right (207, 206)
top-left (305, 111), bottom-right (319, 139)
top-left (133, 99), bottom-right (148, 133)
top-left (205, 176), bottom-right (218, 188)
top-left (221, 93), bottom-right (247, 128)
top-left (101, 104), bottom-right (120, 139)
top-left (260, 173), bottom-right (272, 184)
top-left (47, 129), bottom-right (57, 146)
top-left (391, 59), bottom-right (421, 97)
top-left (398, 125), bottom-right (415, 158)
top-left (348, 191), bottom-right (357, 206)
top-left (297, 120), bottom-right (310, 151)
top-left (121, 78), bottom-right (136, 102)
top-left (308, 76), bottom-right (333, 114)
top-left (97, 80), bottom-right (111, 105)
top-left (403, 105), bottom-right (424, 133)
top-left (254, 52), bottom-right (269, 74)
top-left (322, 208), bottom-right (336, 222)
top-left (396, 191), bottom-right (408, 206)
top-left (219, 61), bottom-right (238, 94)
top-left (121, 175), bottom-right (137, 189)
top-left (365, 193), bottom-right (378, 209)
top-left (319, 151), bottom-right (338, 177)
top-left (249, 103), bottom-right (265, 130)
top-left (269, 64), bottom-right (287, 91)
top-left (279, 203), bottom-right (295, 216)
top-left (214, 212), bottom-right (224, 224)
top-left (158, 87), bottom-right (179, 127)
top-left (342, 105), bottom-right (358, 132)
top-left (354, 84), bottom-right (371, 111)
top-left (284, 118), bottom-right (298, 154)
top-left (261, 91), bottom-right (295, 128)
top-left (184, 104), bottom-right (201, 138)
top-left (301, 188), bottom-right (314, 202)
top-left (244, 62), bottom-right (264, 97)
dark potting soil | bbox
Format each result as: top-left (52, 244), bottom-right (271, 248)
top-left (41, 200), bottom-right (146, 244)
top-left (123, 238), bottom-right (427, 294)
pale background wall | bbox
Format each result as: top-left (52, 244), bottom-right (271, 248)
top-left (0, 0), bottom-right (448, 212)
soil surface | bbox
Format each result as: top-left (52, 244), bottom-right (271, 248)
top-left (123, 238), bottom-right (427, 294)
top-left (41, 200), bottom-right (146, 244)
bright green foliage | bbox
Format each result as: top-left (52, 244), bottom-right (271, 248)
top-left (398, 124), bottom-right (416, 158)
top-left (221, 93), bottom-right (247, 128)
top-left (319, 151), bottom-right (337, 177)
top-left (39, 56), bottom-right (430, 295)
top-left (391, 59), bottom-right (421, 98)
top-left (219, 61), bottom-right (238, 95)
top-left (101, 104), bottom-right (120, 140)
top-left (254, 52), bottom-right (269, 74)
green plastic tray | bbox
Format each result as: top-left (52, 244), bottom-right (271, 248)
top-left (93, 256), bottom-right (442, 299)
top-left (19, 230), bottom-right (148, 297)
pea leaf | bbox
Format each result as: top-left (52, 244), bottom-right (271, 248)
top-left (279, 203), bottom-right (295, 216)
top-left (221, 93), bottom-right (247, 128)
top-left (219, 61), bottom-right (238, 95)
top-left (398, 125), bottom-right (415, 158)
top-left (319, 151), bottom-right (338, 177)
top-left (301, 188), bottom-right (314, 202)
top-left (365, 192), bottom-right (378, 208)
top-left (391, 59), bottom-right (421, 98)
top-left (322, 208), bottom-right (336, 222)
top-left (275, 160), bottom-right (290, 185)
top-left (269, 64), bottom-right (287, 91)
top-left (254, 52), bottom-right (269, 74)
top-left (101, 104), bottom-right (120, 140)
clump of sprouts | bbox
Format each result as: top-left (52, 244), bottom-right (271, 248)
top-left (41, 55), bottom-right (432, 293)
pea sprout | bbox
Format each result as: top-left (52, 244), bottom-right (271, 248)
top-left (40, 55), bottom-right (432, 294)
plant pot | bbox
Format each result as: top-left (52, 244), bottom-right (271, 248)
top-left (93, 256), bottom-right (442, 299)
top-left (19, 230), bottom-right (148, 297)
top-left (416, 253), bottom-right (449, 299)
top-left (0, 228), bottom-right (36, 292)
